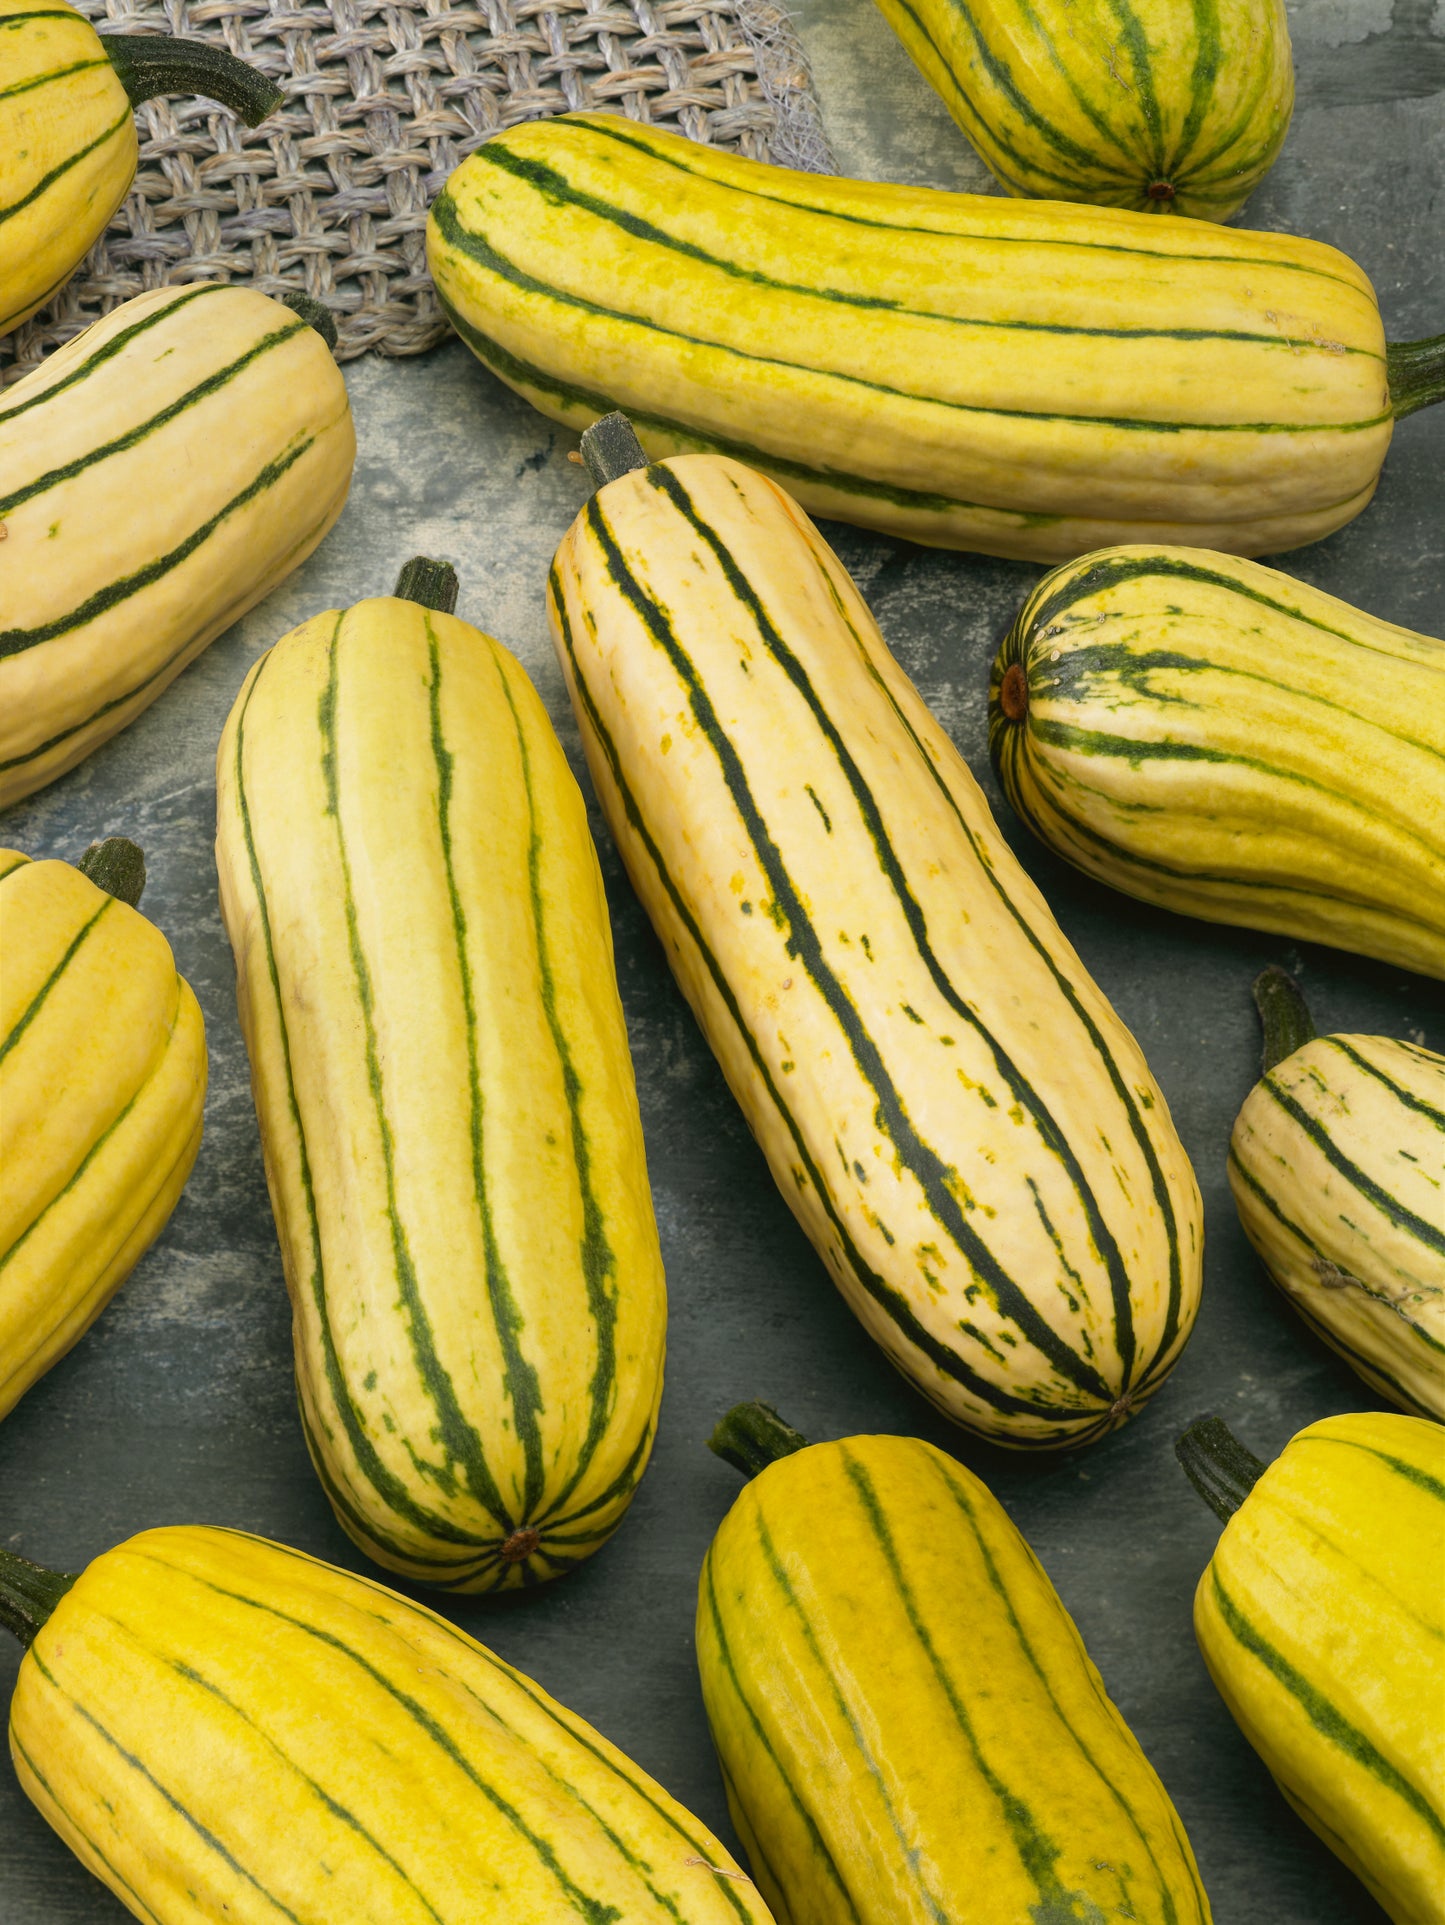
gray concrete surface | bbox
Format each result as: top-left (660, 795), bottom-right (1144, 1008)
top-left (2, 1), bottom-right (1442, 1916)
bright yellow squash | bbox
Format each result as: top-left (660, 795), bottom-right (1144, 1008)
top-left (215, 561), bottom-right (667, 1590)
top-left (548, 418), bottom-right (1202, 1449)
top-left (1178, 1413), bottom-right (1445, 1925)
top-left (0, 281), bottom-right (354, 809)
top-left (0, 838), bottom-right (205, 1420)
top-left (428, 112), bottom-right (1445, 561)
top-left (872, 0), bottom-right (1293, 219)
top-left (1, 1523), bottom-right (775, 1923)
top-left (698, 1402), bottom-right (1213, 1923)
top-left (0, 0), bottom-right (282, 336)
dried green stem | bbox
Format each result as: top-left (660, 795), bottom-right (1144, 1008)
top-left (1175, 1416), bottom-right (1266, 1525)
top-left (101, 31), bottom-right (284, 126)
top-left (581, 412), bottom-right (649, 489)
top-left (77, 837), bottom-right (145, 908)
top-left (280, 291), bottom-right (338, 352)
top-left (0, 1549), bottom-right (77, 1649)
top-left (1252, 965), bottom-right (1315, 1075)
top-left (394, 557), bottom-right (459, 614)
top-left (1387, 334), bottom-right (1445, 420)
top-left (708, 1401), bottom-right (810, 1480)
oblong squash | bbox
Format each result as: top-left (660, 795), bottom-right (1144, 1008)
top-left (548, 431), bottom-right (1202, 1448)
top-left (0, 840), bottom-right (206, 1420)
top-left (1179, 1413), bottom-right (1445, 1925)
top-left (215, 570), bottom-right (667, 1589)
top-left (0, 0), bottom-right (282, 337)
top-left (1228, 970), bottom-right (1445, 1422)
top-left (1, 1524), bottom-right (773, 1924)
top-left (698, 1406), bottom-right (1213, 1923)
top-left (872, 0), bottom-right (1293, 220)
top-left (0, 281), bottom-right (354, 808)
top-left (427, 113), bottom-right (1444, 561)
top-left (989, 545), bottom-right (1445, 979)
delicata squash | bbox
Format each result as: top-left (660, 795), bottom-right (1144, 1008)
top-left (0, 1524), bottom-right (773, 1924)
top-left (215, 559), bottom-right (667, 1590)
top-left (0, 0), bottom-right (282, 336)
top-left (0, 281), bottom-right (354, 809)
top-left (0, 838), bottom-right (205, 1419)
top-left (1229, 968), bottom-right (1445, 1421)
top-left (428, 113), bottom-right (1445, 561)
top-left (1178, 1414), bottom-right (1445, 1925)
top-left (548, 416), bottom-right (1202, 1449)
top-left (699, 1402), bottom-right (1213, 1924)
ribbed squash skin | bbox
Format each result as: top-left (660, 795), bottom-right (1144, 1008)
top-left (548, 454), bottom-right (1201, 1448)
top-left (0, 848), bottom-right (205, 1419)
top-left (215, 594), bottom-right (667, 1590)
top-left (0, 282), bottom-right (355, 808)
top-left (1229, 1036), bottom-right (1445, 1420)
top-left (428, 113), bottom-right (1392, 562)
top-left (698, 1433), bottom-right (1212, 1923)
top-left (0, 0), bottom-right (135, 337)
top-left (873, 0), bottom-right (1293, 220)
top-left (1194, 1414), bottom-right (1445, 1925)
top-left (9, 1524), bottom-right (773, 1924)
top-left (990, 545), bottom-right (1445, 978)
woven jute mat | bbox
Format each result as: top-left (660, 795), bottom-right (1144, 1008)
top-left (1, 0), bottom-right (833, 381)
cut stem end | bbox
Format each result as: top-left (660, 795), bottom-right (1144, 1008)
top-left (394, 556), bottom-right (459, 614)
top-left (580, 413), bottom-right (649, 490)
top-left (0, 1549), bottom-right (78, 1649)
top-left (1388, 332), bottom-right (1445, 420)
top-left (77, 837), bottom-right (145, 908)
top-left (1252, 966), bottom-right (1316, 1075)
top-left (708, 1401), bottom-right (810, 1480)
top-left (1176, 1416), bottom-right (1267, 1525)
top-left (101, 31), bottom-right (284, 126)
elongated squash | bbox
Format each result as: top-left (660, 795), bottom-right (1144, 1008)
top-left (0, 837), bottom-right (205, 1420)
top-left (215, 560), bottom-right (667, 1590)
top-left (427, 113), bottom-right (1445, 561)
top-left (872, 0), bottom-right (1293, 220)
top-left (0, 0), bottom-right (282, 337)
top-left (698, 1401), bottom-right (1212, 1923)
top-left (1228, 968), bottom-right (1445, 1421)
top-left (0, 281), bottom-right (354, 809)
top-left (548, 419), bottom-right (1201, 1448)
top-left (990, 544), bottom-right (1445, 978)
top-left (1178, 1414), bottom-right (1445, 1925)
top-left (0, 1524), bottom-right (774, 1924)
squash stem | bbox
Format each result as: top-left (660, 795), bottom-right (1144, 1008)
top-left (1175, 1416), bottom-right (1266, 1524)
top-left (709, 1401), bottom-right (809, 1480)
top-left (77, 836), bottom-right (145, 908)
top-left (1388, 333), bottom-right (1445, 420)
top-left (100, 32), bottom-right (284, 127)
top-left (581, 413), bottom-right (649, 490)
top-left (1252, 965), bottom-right (1315, 1074)
top-left (394, 557), bottom-right (459, 614)
top-left (281, 292), bottom-right (338, 353)
top-left (0, 1550), bottom-right (77, 1649)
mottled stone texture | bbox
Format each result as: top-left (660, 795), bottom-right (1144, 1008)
top-left (1, 3), bottom-right (1441, 1917)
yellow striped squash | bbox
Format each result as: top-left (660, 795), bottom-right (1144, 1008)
top-left (1228, 969), bottom-right (1444, 1422)
top-left (989, 545), bottom-right (1445, 979)
top-left (0, 281), bottom-right (354, 810)
top-left (1178, 1413), bottom-right (1445, 1925)
top-left (548, 424), bottom-right (1202, 1448)
top-left (0, 838), bottom-right (205, 1420)
top-left (698, 1404), bottom-right (1212, 1923)
top-left (215, 564), bottom-right (667, 1590)
top-left (0, 0), bottom-right (281, 336)
top-left (1, 1524), bottom-right (774, 1924)
top-left (426, 113), bottom-right (1445, 562)
top-left (872, 0), bottom-right (1293, 220)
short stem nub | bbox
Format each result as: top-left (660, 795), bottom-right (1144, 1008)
top-left (101, 31), bottom-right (284, 127)
top-left (1387, 333), bottom-right (1445, 420)
top-left (999, 661), bottom-right (1029, 723)
top-left (394, 557), bottom-right (459, 614)
top-left (1252, 965), bottom-right (1315, 1074)
top-left (78, 837), bottom-right (145, 908)
top-left (0, 1550), bottom-right (78, 1649)
top-left (1175, 1416), bottom-right (1266, 1525)
top-left (1146, 180), bottom-right (1176, 201)
top-left (580, 413), bottom-right (649, 490)
top-left (709, 1401), bottom-right (810, 1480)
top-left (281, 291), bottom-right (338, 352)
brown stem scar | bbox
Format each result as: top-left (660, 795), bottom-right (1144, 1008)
top-left (500, 1527), bottom-right (541, 1563)
top-left (1000, 662), bottom-right (1029, 722)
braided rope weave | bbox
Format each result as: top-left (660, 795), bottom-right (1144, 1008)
top-left (0, 0), bottom-right (833, 379)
